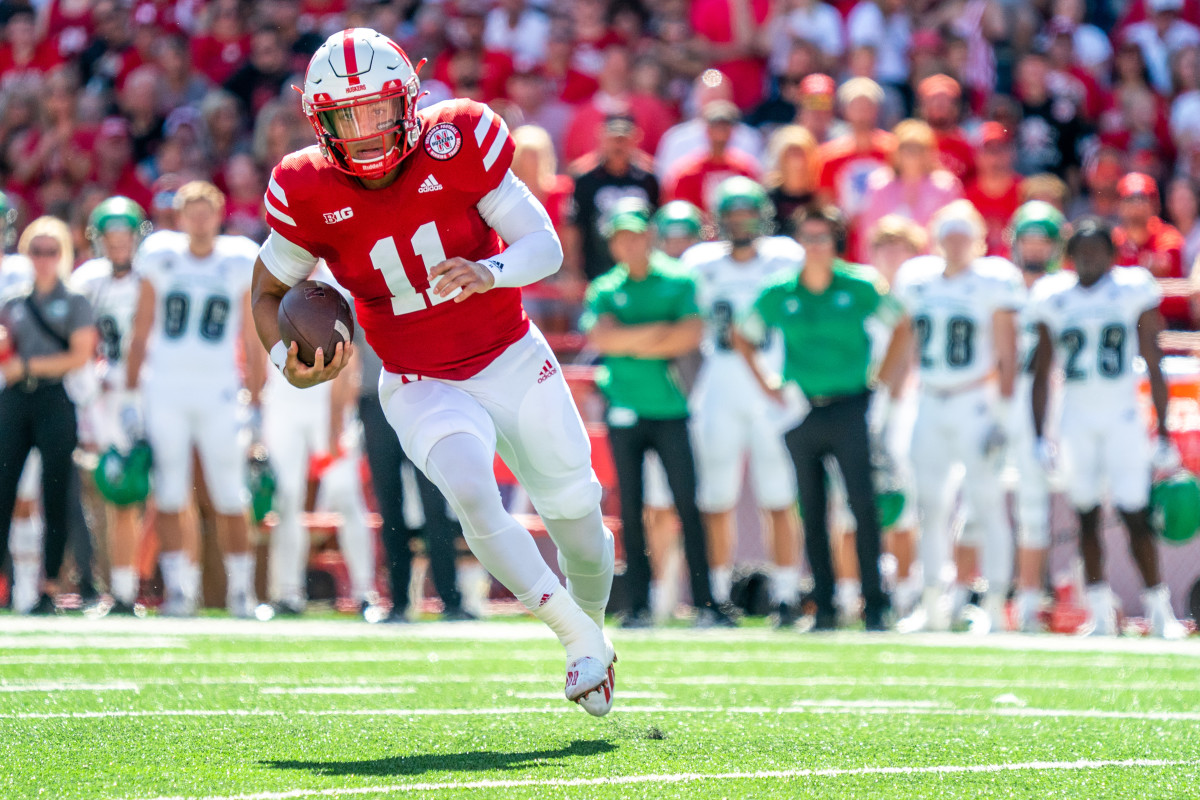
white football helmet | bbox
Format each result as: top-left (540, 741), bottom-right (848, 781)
top-left (301, 28), bottom-right (425, 180)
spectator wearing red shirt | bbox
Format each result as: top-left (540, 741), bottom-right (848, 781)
top-left (917, 74), bottom-right (975, 184)
top-left (0, 8), bottom-right (63, 87)
top-left (89, 116), bottom-right (154, 212)
top-left (190, 2), bottom-right (251, 86)
top-left (432, 1), bottom-right (514, 103)
top-left (665, 101), bottom-right (761, 215)
top-left (815, 77), bottom-right (896, 255)
top-left (563, 45), bottom-right (676, 164)
top-left (690, 0), bottom-right (771, 110)
top-left (42, 0), bottom-right (95, 61)
top-left (1114, 172), bottom-right (1191, 327)
top-left (965, 122), bottom-right (1022, 256)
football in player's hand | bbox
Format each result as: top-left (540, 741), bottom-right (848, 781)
top-left (278, 280), bottom-right (355, 368)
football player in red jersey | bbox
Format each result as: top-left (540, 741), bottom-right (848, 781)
top-left (249, 29), bottom-right (616, 716)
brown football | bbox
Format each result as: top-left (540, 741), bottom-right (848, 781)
top-left (277, 280), bottom-right (355, 368)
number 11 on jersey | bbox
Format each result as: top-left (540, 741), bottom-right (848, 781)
top-left (369, 222), bottom-right (461, 316)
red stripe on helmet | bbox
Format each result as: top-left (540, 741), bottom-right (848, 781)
top-left (342, 29), bottom-right (362, 87)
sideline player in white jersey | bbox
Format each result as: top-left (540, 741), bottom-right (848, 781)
top-left (70, 197), bottom-right (151, 615)
top-left (683, 176), bottom-right (804, 617)
top-left (261, 264), bottom-right (376, 618)
top-left (1005, 202), bottom-right (1067, 632)
top-left (893, 200), bottom-right (1022, 633)
top-left (125, 181), bottom-right (266, 617)
top-left (1030, 217), bottom-right (1184, 637)
top-left (0, 193), bottom-right (43, 612)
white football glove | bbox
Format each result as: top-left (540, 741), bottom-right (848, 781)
top-left (118, 394), bottom-right (144, 441)
top-left (1034, 436), bottom-right (1058, 476)
top-left (1152, 436), bottom-right (1182, 478)
top-left (983, 397), bottom-right (1013, 460)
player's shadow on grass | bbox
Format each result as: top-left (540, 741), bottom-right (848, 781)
top-left (263, 739), bottom-right (617, 776)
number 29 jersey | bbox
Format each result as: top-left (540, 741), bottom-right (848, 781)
top-left (263, 98), bottom-right (524, 380)
top-left (1028, 266), bottom-right (1160, 404)
top-left (893, 255), bottom-right (1024, 391)
top-left (135, 230), bottom-right (257, 387)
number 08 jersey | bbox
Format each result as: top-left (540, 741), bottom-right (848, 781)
top-left (135, 230), bottom-right (257, 386)
top-left (1028, 266), bottom-right (1161, 404)
top-left (263, 98), bottom-right (523, 380)
top-left (893, 255), bottom-right (1024, 391)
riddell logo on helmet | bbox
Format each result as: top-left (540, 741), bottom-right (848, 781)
top-left (324, 207), bottom-right (354, 224)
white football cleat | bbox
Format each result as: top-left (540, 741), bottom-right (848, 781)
top-left (569, 638), bottom-right (616, 717)
top-left (227, 590), bottom-right (259, 620)
top-left (897, 588), bottom-right (950, 633)
top-left (1143, 585), bottom-right (1186, 640)
top-left (1084, 584), bottom-right (1116, 636)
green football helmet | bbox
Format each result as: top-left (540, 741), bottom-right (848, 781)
top-left (714, 176), bottom-right (774, 244)
top-left (1009, 201), bottom-right (1066, 273)
top-left (87, 196), bottom-right (151, 255)
top-left (247, 443), bottom-right (276, 525)
top-left (94, 440), bottom-right (153, 507)
top-left (652, 200), bottom-right (703, 241)
top-left (1151, 470), bottom-right (1200, 544)
top-left (876, 488), bottom-right (906, 530)
top-left (0, 190), bottom-right (16, 250)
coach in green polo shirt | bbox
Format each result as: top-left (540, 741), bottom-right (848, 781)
top-left (581, 198), bottom-right (730, 629)
top-left (740, 206), bottom-right (909, 631)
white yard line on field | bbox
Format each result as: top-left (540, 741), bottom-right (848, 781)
top-left (257, 687), bottom-right (417, 696)
top-left (3, 649), bottom-right (1197, 672)
top-left (8, 704), bottom-right (1200, 722)
top-left (0, 635), bottom-right (184, 649)
top-left (5, 615), bottom-right (1200, 657)
top-left (124, 759), bottom-right (1200, 800)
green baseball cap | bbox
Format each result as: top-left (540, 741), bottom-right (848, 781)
top-left (603, 197), bottom-right (651, 237)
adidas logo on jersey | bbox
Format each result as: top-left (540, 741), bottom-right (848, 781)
top-left (418, 175), bottom-right (443, 193)
top-left (537, 359), bottom-right (557, 384)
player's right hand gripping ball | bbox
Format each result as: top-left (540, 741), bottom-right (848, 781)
top-left (278, 280), bottom-right (355, 367)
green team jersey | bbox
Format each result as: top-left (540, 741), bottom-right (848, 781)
top-left (581, 251), bottom-right (700, 420)
top-left (743, 259), bottom-right (902, 398)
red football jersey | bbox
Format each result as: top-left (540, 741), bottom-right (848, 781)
top-left (265, 98), bottom-right (527, 380)
top-left (1114, 217), bottom-right (1189, 326)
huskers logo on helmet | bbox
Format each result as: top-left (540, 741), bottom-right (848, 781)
top-left (300, 28), bottom-right (427, 181)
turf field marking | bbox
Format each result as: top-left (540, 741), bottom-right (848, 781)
top-left (3, 649), bottom-right (1196, 672)
top-left (124, 758), bottom-right (1200, 799)
top-left (0, 680), bottom-right (141, 692)
top-left (258, 687), bottom-right (417, 696)
top-left (9, 705), bottom-right (1200, 721)
top-left (0, 635), bottom-right (183, 650)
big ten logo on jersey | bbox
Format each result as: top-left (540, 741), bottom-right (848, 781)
top-left (324, 207), bottom-right (355, 224)
top-left (424, 122), bottom-right (463, 161)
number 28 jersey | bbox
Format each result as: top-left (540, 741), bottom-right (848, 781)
top-left (263, 98), bottom-right (523, 380)
top-left (135, 230), bottom-right (257, 386)
top-left (1028, 266), bottom-right (1160, 403)
top-left (893, 255), bottom-right (1024, 391)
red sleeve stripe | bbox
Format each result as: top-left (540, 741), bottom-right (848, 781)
top-left (268, 175), bottom-right (289, 208)
top-left (482, 115), bottom-right (510, 171)
top-left (474, 104), bottom-right (496, 146)
top-left (265, 193), bottom-right (297, 227)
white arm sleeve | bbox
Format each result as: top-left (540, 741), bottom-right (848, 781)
top-left (476, 170), bottom-right (563, 289)
top-left (258, 231), bottom-right (319, 288)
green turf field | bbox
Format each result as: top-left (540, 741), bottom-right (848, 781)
top-left (1, 616), bottom-right (1199, 799)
